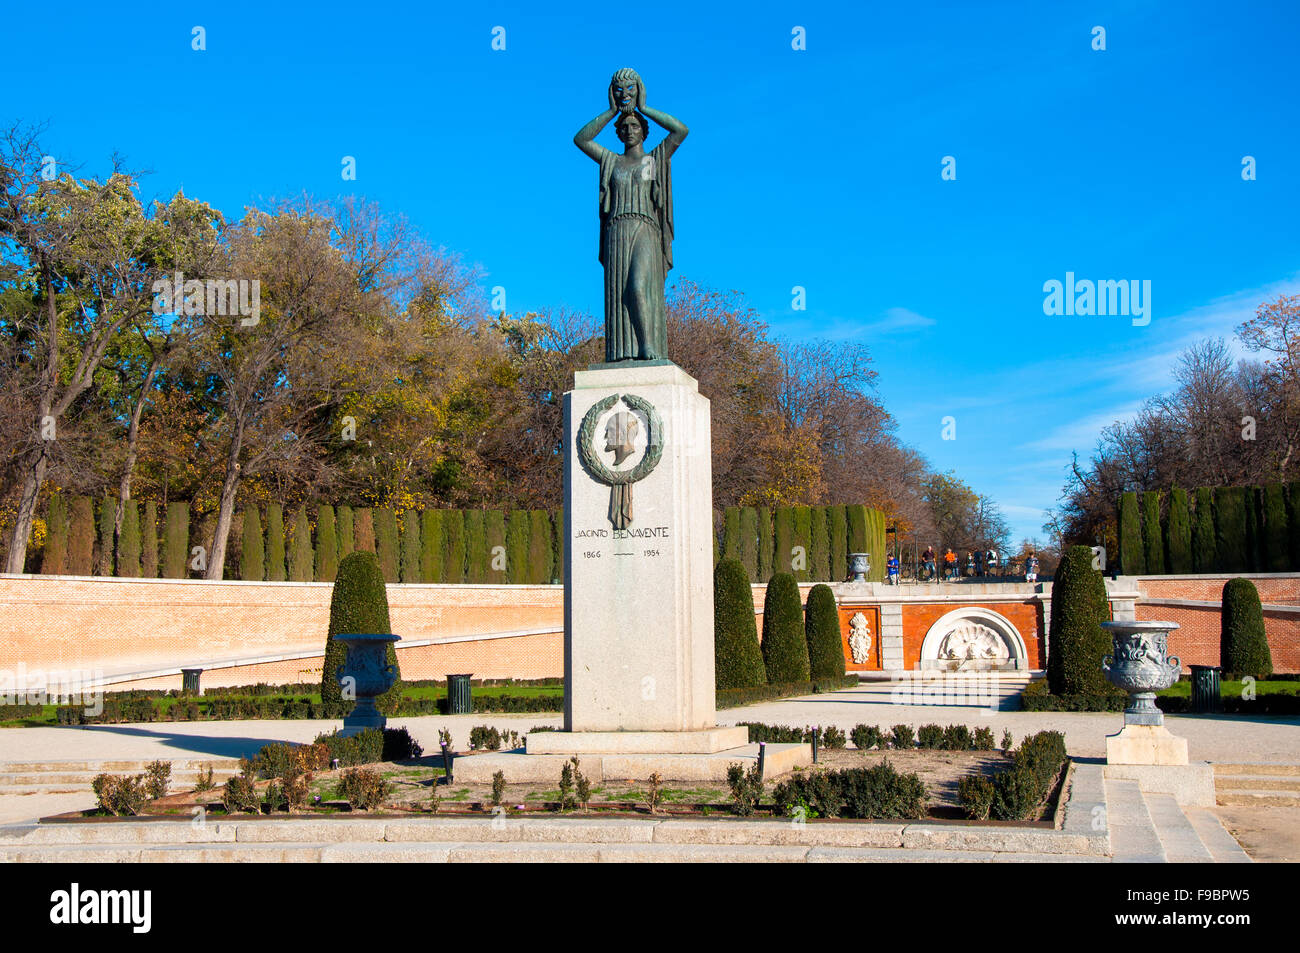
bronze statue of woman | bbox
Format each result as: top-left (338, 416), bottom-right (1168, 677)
top-left (574, 68), bottom-right (688, 363)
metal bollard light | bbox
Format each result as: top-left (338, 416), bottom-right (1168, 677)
top-left (440, 742), bottom-right (454, 785)
top-left (757, 741), bottom-right (766, 781)
top-left (812, 726), bottom-right (820, 763)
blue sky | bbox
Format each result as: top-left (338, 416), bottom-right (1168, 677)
top-left (8, 0), bottom-right (1300, 543)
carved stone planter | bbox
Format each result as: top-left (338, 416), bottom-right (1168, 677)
top-left (1101, 621), bottom-right (1180, 726)
top-left (336, 633), bottom-right (401, 737)
top-left (848, 552), bottom-right (871, 584)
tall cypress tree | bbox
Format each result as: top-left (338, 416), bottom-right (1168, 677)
top-left (552, 507), bottom-right (565, 584)
top-left (1287, 482), bottom-right (1300, 569)
top-left (485, 510), bottom-right (507, 583)
top-left (1118, 491), bottom-right (1144, 574)
top-left (1244, 487), bottom-right (1262, 572)
top-left (163, 500), bottom-right (189, 578)
top-left (442, 510), bottom-right (466, 583)
top-left (464, 510), bottom-right (487, 583)
top-left (353, 508), bottom-right (375, 554)
top-left (374, 507), bottom-right (398, 582)
top-left (505, 510), bottom-right (530, 583)
top-left (773, 507), bottom-right (795, 577)
top-left (118, 501), bottom-right (142, 577)
top-left (761, 572), bottom-right (810, 684)
top-left (846, 505), bottom-right (868, 560)
top-left (828, 504), bottom-right (848, 583)
top-left (804, 583), bottom-right (845, 679)
top-left (97, 495), bottom-right (116, 576)
top-left (527, 510), bottom-right (553, 584)
top-left (265, 503), bottom-right (286, 581)
top-left (400, 510), bottom-right (422, 583)
top-left (337, 504), bottom-right (355, 558)
top-left (810, 506), bottom-right (831, 581)
top-left (68, 496), bottom-right (95, 576)
top-left (141, 500), bottom-right (158, 578)
top-left (1192, 488), bottom-right (1215, 572)
top-left (241, 506), bottom-right (265, 581)
top-left (714, 558), bottom-right (766, 689)
top-left (421, 510), bottom-right (444, 582)
top-left (1261, 483), bottom-right (1289, 572)
top-left (42, 494), bottom-right (68, 575)
top-left (722, 506), bottom-right (741, 561)
top-left (288, 505), bottom-right (314, 582)
top-left (1141, 490), bottom-right (1163, 575)
top-left (1165, 487), bottom-right (1192, 574)
top-left (1214, 487), bottom-right (1249, 573)
top-left (756, 506), bottom-right (773, 582)
top-left (791, 506), bottom-right (812, 581)
top-left (738, 507), bottom-right (759, 582)
top-left (316, 505), bottom-right (339, 582)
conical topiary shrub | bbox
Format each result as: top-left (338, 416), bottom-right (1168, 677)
top-left (1047, 544), bottom-right (1115, 696)
top-left (804, 583), bottom-right (845, 680)
top-left (761, 572), bottom-right (810, 684)
top-left (1220, 578), bottom-right (1273, 679)
top-left (714, 558), bottom-right (766, 689)
top-left (321, 551), bottom-right (402, 712)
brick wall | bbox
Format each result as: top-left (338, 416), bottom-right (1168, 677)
top-left (1138, 575), bottom-right (1300, 605)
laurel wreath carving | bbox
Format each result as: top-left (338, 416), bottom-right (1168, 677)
top-left (577, 392), bottom-right (664, 486)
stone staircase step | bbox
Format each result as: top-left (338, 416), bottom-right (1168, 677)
top-left (1215, 775), bottom-right (1300, 792)
top-left (1103, 778), bottom-right (1165, 862)
top-left (1143, 793), bottom-right (1212, 863)
top-left (1216, 791), bottom-right (1300, 808)
top-left (1212, 763), bottom-right (1300, 777)
top-left (1184, 810), bottom-right (1252, 863)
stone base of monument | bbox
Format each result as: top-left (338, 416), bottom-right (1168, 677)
top-left (526, 726), bottom-right (748, 755)
top-left (1105, 723), bottom-right (1189, 766)
top-left (453, 738), bottom-right (812, 784)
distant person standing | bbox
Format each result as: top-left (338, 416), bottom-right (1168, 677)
top-left (943, 548), bottom-right (957, 581)
top-left (974, 549), bottom-right (985, 577)
top-left (922, 546), bottom-right (937, 580)
top-left (1025, 553), bottom-right (1039, 583)
top-left (986, 548), bottom-right (998, 578)
top-left (887, 552), bottom-right (900, 585)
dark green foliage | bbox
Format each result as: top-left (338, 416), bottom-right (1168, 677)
top-left (1244, 486), bottom-right (1262, 571)
top-left (725, 762), bottom-right (764, 816)
top-left (756, 506), bottom-right (773, 581)
top-left (528, 510), bottom-right (553, 584)
top-left (714, 558), bottom-right (767, 689)
top-left (850, 724), bottom-right (885, 750)
top-left (1214, 487), bottom-right (1249, 573)
top-left (846, 504), bottom-right (868, 559)
top-left (761, 572), bottom-right (810, 684)
top-left (442, 510), bottom-right (466, 583)
top-left (1118, 491), bottom-right (1144, 574)
top-left (288, 506), bottom-right (313, 582)
top-left (321, 552), bottom-right (400, 709)
top-left (943, 724), bottom-right (972, 750)
top-left (353, 507), bottom-right (375, 553)
top-left (1047, 545), bottom-right (1116, 696)
top-left (312, 728), bottom-right (384, 766)
top-left (338, 767), bottom-right (391, 810)
top-left (1192, 488), bottom-right (1215, 572)
top-left (553, 506), bottom-right (565, 584)
top-left (68, 496), bottom-right (95, 575)
top-left (92, 773), bottom-right (147, 816)
top-left (916, 724), bottom-right (944, 749)
top-left (221, 771), bottom-right (260, 814)
top-left (1262, 483), bottom-right (1290, 572)
top-left (485, 509), bottom-right (507, 583)
top-left (116, 500), bottom-right (141, 577)
top-left (462, 510), bottom-right (485, 582)
top-left (1165, 487), bottom-right (1192, 574)
top-left (773, 506), bottom-right (795, 575)
top-left (804, 583), bottom-right (845, 680)
top-left (505, 510), bottom-right (529, 583)
top-left (738, 506), bottom-right (759, 582)
top-left (316, 505), bottom-right (338, 583)
top-left (890, 724), bottom-right (915, 749)
top-left (722, 506), bottom-right (741, 560)
top-left (838, 761), bottom-right (927, 819)
top-left (958, 775), bottom-right (995, 819)
top-left (240, 507), bottom-right (264, 581)
top-left (374, 507), bottom-right (399, 583)
top-left (791, 506), bottom-right (812, 581)
top-left (810, 506), bottom-right (830, 581)
top-left (41, 493), bottom-right (68, 574)
top-left (821, 725), bottom-right (847, 749)
top-left (1289, 483), bottom-right (1300, 568)
top-left (144, 760), bottom-right (171, 800)
top-left (1220, 578), bottom-right (1273, 678)
top-left (421, 510), bottom-right (444, 582)
top-left (828, 504), bottom-right (848, 582)
top-left (337, 504), bottom-right (354, 558)
top-left (990, 731), bottom-right (1067, 820)
top-left (163, 500), bottom-right (189, 578)
top-left (265, 503), bottom-right (286, 581)
top-left (1141, 490), bottom-right (1163, 574)
top-left (973, 726), bottom-right (995, 750)
top-left (772, 769), bottom-right (844, 819)
top-left (141, 500), bottom-right (158, 578)
top-left (400, 511), bottom-right (422, 583)
top-left (717, 676), bottom-right (859, 709)
top-left (97, 495), bottom-right (116, 575)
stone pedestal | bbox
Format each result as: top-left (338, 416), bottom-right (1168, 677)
top-left (563, 362), bottom-right (715, 733)
top-left (1105, 724), bottom-right (1189, 766)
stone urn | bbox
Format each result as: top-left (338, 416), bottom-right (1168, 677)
top-left (1100, 621), bottom-right (1180, 726)
top-left (336, 633), bottom-right (401, 737)
top-left (848, 552), bottom-right (871, 583)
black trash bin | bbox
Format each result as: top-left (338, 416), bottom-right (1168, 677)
top-left (447, 674), bottom-right (474, 715)
top-left (1190, 665), bottom-right (1222, 714)
top-left (181, 668), bottom-right (203, 696)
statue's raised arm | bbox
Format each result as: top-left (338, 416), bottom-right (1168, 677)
top-left (575, 68), bottom-right (687, 363)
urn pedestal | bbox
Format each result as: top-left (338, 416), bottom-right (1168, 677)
top-left (336, 633), bottom-right (400, 738)
top-left (1101, 621), bottom-right (1187, 766)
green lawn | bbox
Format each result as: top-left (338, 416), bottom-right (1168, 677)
top-left (1157, 679), bottom-right (1299, 699)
